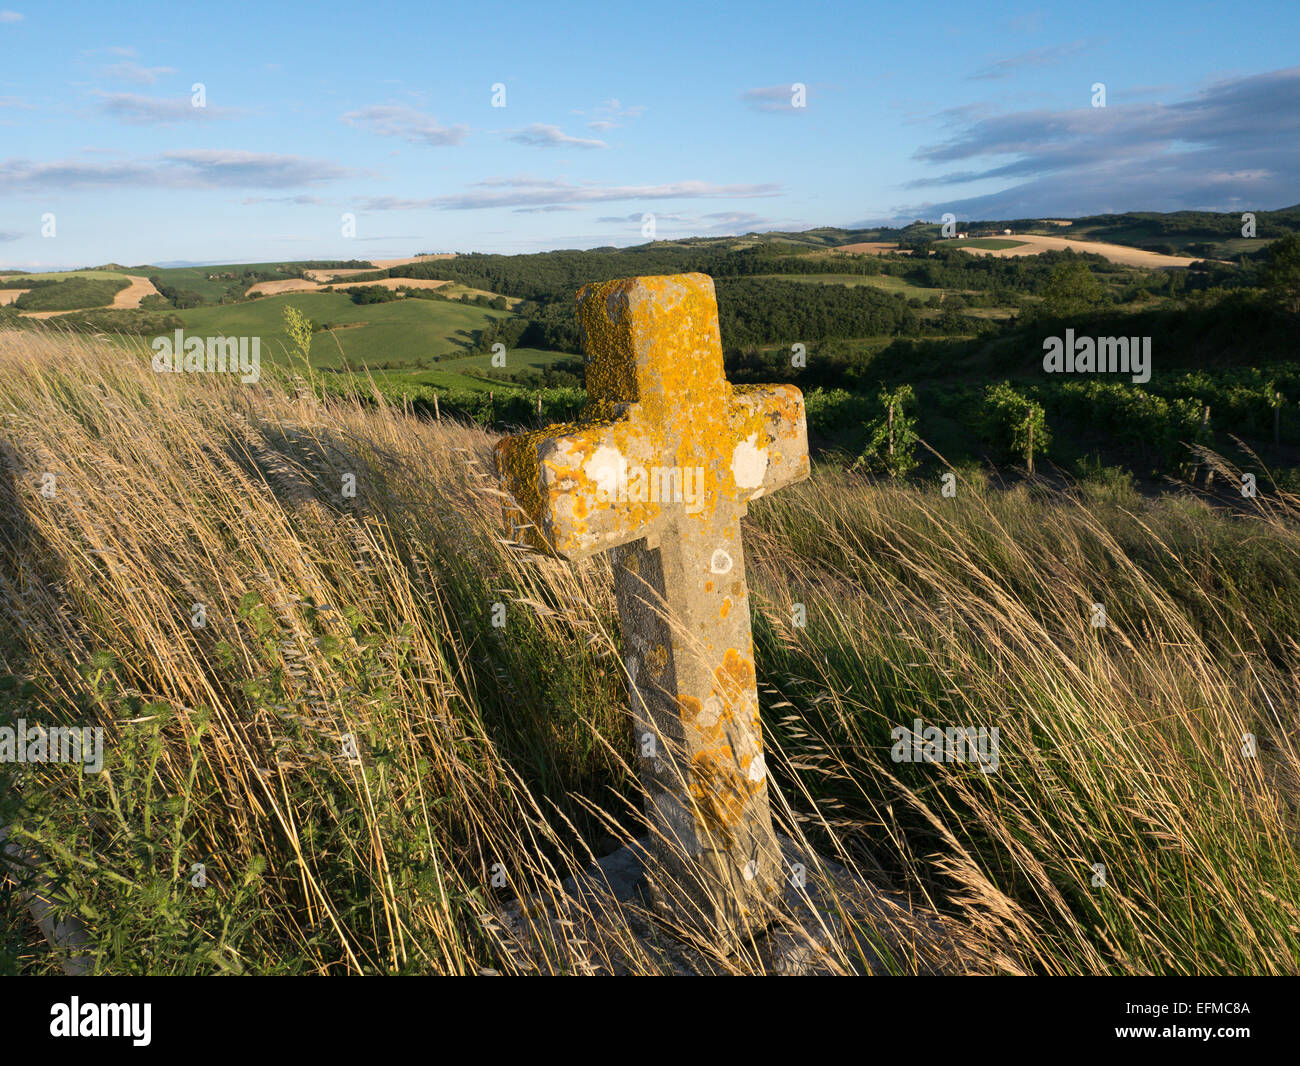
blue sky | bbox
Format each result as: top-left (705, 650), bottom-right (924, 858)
top-left (1, 0), bottom-right (1298, 268)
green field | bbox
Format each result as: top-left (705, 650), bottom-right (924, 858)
top-left (0, 269), bottom-right (132, 283)
top-left (757, 272), bottom-right (949, 299)
top-left (948, 238), bottom-right (1027, 250)
top-left (174, 292), bottom-right (512, 370)
top-left (430, 346), bottom-right (573, 376)
top-left (142, 262), bottom-right (351, 302)
top-left (368, 348), bottom-right (576, 394)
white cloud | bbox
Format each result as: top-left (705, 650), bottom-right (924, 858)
top-left (240, 194), bottom-right (328, 206)
top-left (103, 60), bottom-right (177, 85)
top-left (354, 178), bottom-right (782, 212)
top-left (355, 196), bottom-right (437, 211)
top-left (967, 40), bottom-right (1090, 81)
top-left (507, 124), bottom-right (607, 149)
top-left (899, 67), bottom-right (1300, 218)
top-left (430, 177), bottom-right (782, 211)
top-left (340, 105), bottom-right (468, 146)
top-left (575, 98), bottom-right (646, 131)
top-left (741, 84), bottom-right (809, 113)
top-left (0, 150), bottom-right (353, 192)
top-left (94, 91), bottom-right (240, 124)
top-left (597, 210), bottom-right (777, 234)
top-left (0, 11), bottom-right (23, 23)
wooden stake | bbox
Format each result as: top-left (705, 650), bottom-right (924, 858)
top-left (1201, 405), bottom-right (1213, 487)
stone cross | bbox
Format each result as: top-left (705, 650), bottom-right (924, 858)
top-left (495, 272), bottom-right (809, 945)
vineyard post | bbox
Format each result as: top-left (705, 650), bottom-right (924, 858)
top-left (1201, 405), bottom-right (1213, 487)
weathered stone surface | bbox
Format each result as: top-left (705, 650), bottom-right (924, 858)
top-left (495, 273), bottom-right (809, 947)
top-left (1, 823), bottom-right (93, 975)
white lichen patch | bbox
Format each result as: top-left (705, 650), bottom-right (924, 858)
top-left (696, 696), bottom-right (722, 729)
top-left (710, 548), bottom-right (733, 574)
top-left (584, 444), bottom-right (624, 500)
top-left (731, 434), bottom-right (768, 490)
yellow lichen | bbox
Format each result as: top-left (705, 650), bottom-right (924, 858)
top-left (497, 274), bottom-right (809, 556)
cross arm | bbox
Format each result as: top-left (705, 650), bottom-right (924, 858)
top-left (494, 414), bottom-right (668, 560)
top-left (727, 383), bottom-right (810, 503)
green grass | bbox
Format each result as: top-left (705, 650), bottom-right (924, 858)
top-left (143, 263), bottom-right (328, 302)
top-left (174, 292), bottom-right (513, 370)
top-left (757, 273), bottom-right (949, 299)
top-left (430, 346), bottom-right (573, 375)
top-left (372, 368), bottom-right (501, 393)
top-left (947, 238), bottom-right (1028, 250)
top-left (366, 349), bottom-right (577, 395)
top-left (4, 330), bottom-right (1300, 975)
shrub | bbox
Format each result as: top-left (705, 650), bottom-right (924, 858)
top-left (981, 382), bottom-right (1049, 470)
top-left (346, 285), bottom-right (400, 305)
top-left (853, 384), bottom-right (920, 477)
top-left (14, 276), bottom-right (129, 312)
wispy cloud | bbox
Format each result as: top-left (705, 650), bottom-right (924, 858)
top-left (967, 40), bottom-right (1089, 80)
top-left (899, 67), bottom-right (1300, 218)
top-left (506, 124), bottom-right (607, 149)
top-left (340, 104), bottom-right (468, 146)
top-left (0, 230), bottom-right (21, 241)
top-left (354, 178), bottom-right (781, 212)
top-left (428, 177), bottom-right (782, 211)
top-left (94, 91), bottom-right (240, 124)
top-left (597, 210), bottom-right (777, 234)
top-left (576, 98), bottom-right (646, 132)
top-left (0, 150), bottom-right (353, 193)
top-left (103, 60), bottom-right (177, 85)
top-left (511, 204), bottom-right (586, 213)
top-left (354, 195), bottom-right (439, 211)
top-left (0, 11), bottom-right (23, 23)
top-left (162, 150), bottom-right (350, 188)
top-left (740, 84), bottom-right (808, 113)
top-left (240, 194), bottom-right (328, 206)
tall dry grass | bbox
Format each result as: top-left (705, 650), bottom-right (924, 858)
top-left (0, 327), bottom-right (1297, 974)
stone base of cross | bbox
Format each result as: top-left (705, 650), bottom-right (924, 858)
top-left (496, 272), bottom-right (809, 948)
